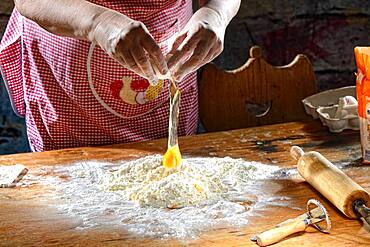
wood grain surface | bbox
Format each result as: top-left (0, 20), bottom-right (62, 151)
top-left (0, 120), bottom-right (369, 247)
top-left (198, 46), bottom-right (317, 132)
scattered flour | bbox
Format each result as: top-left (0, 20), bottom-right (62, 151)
top-left (20, 156), bottom-right (284, 239)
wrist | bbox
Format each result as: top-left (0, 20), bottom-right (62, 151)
top-left (89, 10), bottom-right (134, 55)
top-left (202, 0), bottom-right (241, 26)
top-left (201, 6), bottom-right (228, 28)
top-left (192, 7), bottom-right (227, 37)
top-left (88, 9), bottom-right (116, 43)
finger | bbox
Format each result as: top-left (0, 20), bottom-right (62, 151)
top-left (168, 32), bottom-right (187, 55)
top-left (167, 33), bottom-right (201, 71)
top-left (113, 50), bottom-right (140, 74)
top-left (141, 36), bottom-right (168, 75)
top-left (118, 49), bottom-right (146, 77)
top-left (118, 54), bottom-right (145, 77)
top-left (194, 41), bottom-right (223, 71)
top-left (207, 40), bottom-right (223, 62)
top-left (173, 40), bottom-right (212, 81)
top-left (130, 46), bottom-right (157, 84)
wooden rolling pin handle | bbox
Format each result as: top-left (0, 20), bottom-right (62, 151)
top-left (254, 217), bottom-right (307, 246)
top-left (290, 146), bottom-right (304, 161)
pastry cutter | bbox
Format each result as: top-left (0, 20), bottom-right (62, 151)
top-left (251, 199), bottom-right (331, 246)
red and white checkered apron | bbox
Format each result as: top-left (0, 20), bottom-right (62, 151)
top-left (0, 0), bottom-right (198, 152)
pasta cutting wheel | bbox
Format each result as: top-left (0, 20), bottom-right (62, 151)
top-left (307, 199), bottom-right (331, 233)
top-left (251, 199), bottom-right (331, 246)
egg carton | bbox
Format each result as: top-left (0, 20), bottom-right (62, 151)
top-left (317, 104), bottom-right (359, 133)
top-left (302, 86), bottom-right (356, 119)
top-left (302, 87), bottom-right (359, 133)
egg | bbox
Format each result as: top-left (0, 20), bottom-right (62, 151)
top-left (162, 144), bottom-right (182, 169)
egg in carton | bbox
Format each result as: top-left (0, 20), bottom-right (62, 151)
top-left (302, 86), bottom-right (356, 119)
top-left (316, 96), bottom-right (359, 133)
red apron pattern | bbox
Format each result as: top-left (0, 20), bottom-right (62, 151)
top-left (109, 77), bottom-right (164, 105)
top-left (0, 0), bottom-right (198, 152)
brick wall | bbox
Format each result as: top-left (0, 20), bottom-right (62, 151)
top-left (0, 0), bottom-right (369, 154)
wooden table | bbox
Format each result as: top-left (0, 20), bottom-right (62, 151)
top-left (0, 120), bottom-right (369, 246)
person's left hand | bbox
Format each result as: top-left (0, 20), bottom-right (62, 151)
top-left (167, 7), bottom-right (227, 82)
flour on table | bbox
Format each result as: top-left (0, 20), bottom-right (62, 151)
top-left (0, 164), bottom-right (28, 188)
top-left (99, 155), bottom-right (278, 208)
top-left (20, 156), bottom-right (285, 239)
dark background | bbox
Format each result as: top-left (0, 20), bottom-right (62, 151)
top-left (0, 0), bottom-right (369, 154)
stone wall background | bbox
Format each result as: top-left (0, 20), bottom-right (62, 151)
top-left (215, 0), bottom-right (370, 91)
top-left (0, 1), bottom-right (29, 154)
top-left (0, 0), bottom-right (369, 154)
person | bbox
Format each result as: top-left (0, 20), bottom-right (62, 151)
top-left (0, 0), bottom-right (240, 152)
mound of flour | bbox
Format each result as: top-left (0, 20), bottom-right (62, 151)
top-left (99, 155), bottom-right (279, 208)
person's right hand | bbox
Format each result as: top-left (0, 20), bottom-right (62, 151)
top-left (90, 10), bottom-right (168, 84)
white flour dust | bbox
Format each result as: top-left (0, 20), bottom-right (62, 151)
top-left (21, 156), bottom-right (281, 239)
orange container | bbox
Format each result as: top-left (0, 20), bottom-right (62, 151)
top-left (355, 47), bottom-right (370, 163)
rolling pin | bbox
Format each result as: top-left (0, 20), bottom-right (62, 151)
top-left (291, 146), bottom-right (370, 224)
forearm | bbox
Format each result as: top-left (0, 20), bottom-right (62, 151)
top-left (14, 0), bottom-right (110, 40)
top-left (199, 0), bottom-right (241, 26)
top-left (14, 0), bottom-right (171, 80)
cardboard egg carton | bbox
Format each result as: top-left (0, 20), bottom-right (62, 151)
top-left (302, 86), bottom-right (359, 132)
top-left (302, 86), bottom-right (356, 119)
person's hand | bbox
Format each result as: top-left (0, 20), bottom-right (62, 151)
top-left (91, 10), bottom-right (168, 84)
top-left (167, 7), bottom-right (226, 82)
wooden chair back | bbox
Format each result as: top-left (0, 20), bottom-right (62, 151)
top-left (198, 46), bottom-right (317, 132)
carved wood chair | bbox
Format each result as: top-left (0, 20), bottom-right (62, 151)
top-left (198, 46), bottom-right (317, 132)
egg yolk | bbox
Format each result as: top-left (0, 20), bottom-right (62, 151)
top-left (163, 144), bottom-right (182, 169)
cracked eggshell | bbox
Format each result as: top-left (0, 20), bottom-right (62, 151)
top-left (302, 86), bottom-right (356, 119)
top-left (317, 105), bottom-right (359, 133)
